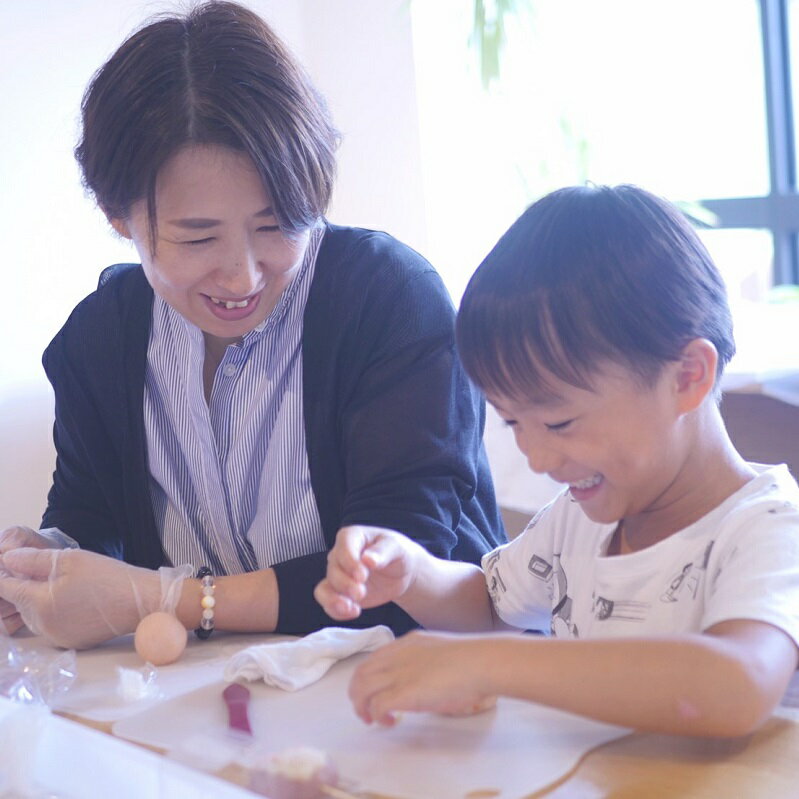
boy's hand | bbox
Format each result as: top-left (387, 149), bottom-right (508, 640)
top-left (314, 525), bottom-right (421, 620)
top-left (348, 630), bottom-right (494, 725)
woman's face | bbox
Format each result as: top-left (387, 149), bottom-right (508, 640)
top-left (111, 145), bottom-right (311, 345)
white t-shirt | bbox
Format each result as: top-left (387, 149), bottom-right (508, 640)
top-left (482, 464), bottom-right (799, 648)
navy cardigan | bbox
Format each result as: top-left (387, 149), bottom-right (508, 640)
top-left (41, 224), bottom-right (505, 634)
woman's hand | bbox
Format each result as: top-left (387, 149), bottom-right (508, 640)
top-left (0, 525), bottom-right (59, 554)
top-left (0, 548), bottom-right (161, 649)
top-left (0, 526), bottom-right (60, 635)
top-left (349, 630), bottom-right (495, 725)
top-left (314, 525), bottom-right (422, 621)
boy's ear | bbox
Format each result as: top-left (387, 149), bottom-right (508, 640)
top-left (107, 216), bottom-right (132, 239)
top-left (674, 338), bottom-right (718, 413)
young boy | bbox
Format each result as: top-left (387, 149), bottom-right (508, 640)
top-left (315, 184), bottom-right (799, 737)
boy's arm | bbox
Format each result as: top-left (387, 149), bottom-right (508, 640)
top-left (314, 525), bottom-right (499, 631)
top-left (350, 618), bottom-right (798, 737)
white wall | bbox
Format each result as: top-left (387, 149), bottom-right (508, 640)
top-left (0, 0), bottom-right (427, 525)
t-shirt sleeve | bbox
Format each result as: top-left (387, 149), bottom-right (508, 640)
top-left (702, 501), bottom-right (799, 648)
top-left (482, 498), bottom-right (564, 631)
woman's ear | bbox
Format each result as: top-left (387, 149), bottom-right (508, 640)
top-left (107, 216), bottom-right (132, 239)
top-left (674, 338), bottom-right (718, 413)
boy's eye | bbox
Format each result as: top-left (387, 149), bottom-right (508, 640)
top-left (500, 418), bottom-right (517, 428)
top-left (545, 419), bottom-right (574, 432)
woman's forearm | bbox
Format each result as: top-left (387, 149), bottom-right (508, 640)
top-left (177, 568), bottom-right (279, 633)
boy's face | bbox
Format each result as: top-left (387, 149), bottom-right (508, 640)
top-left (487, 361), bottom-right (689, 526)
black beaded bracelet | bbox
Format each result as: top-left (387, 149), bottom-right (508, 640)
top-left (194, 566), bottom-right (216, 640)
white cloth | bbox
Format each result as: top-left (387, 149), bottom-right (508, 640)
top-left (224, 625), bottom-right (395, 691)
top-left (483, 464), bottom-right (799, 649)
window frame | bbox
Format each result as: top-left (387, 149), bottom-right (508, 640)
top-left (701, 0), bottom-right (799, 285)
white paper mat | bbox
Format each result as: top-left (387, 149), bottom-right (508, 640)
top-left (0, 697), bottom-right (254, 799)
top-left (113, 654), bottom-right (628, 799)
top-left (11, 630), bottom-right (294, 723)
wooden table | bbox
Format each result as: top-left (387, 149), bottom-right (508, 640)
top-left (528, 710), bottom-right (799, 798)
top-left (14, 628), bottom-right (797, 799)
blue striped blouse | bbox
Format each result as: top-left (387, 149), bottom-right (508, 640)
top-left (143, 225), bottom-right (326, 574)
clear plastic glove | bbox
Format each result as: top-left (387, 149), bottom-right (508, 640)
top-left (0, 527), bottom-right (68, 636)
top-left (0, 548), bottom-right (190, 650)
top-left (0, 526), bottom-right (60, 555)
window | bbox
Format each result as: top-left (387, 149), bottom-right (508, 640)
top-left (410, 0), bottom-right (799, 303)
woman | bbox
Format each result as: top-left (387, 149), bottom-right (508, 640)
top-left (0, 1), bottom-right (503, 648)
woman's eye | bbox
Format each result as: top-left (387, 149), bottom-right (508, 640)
top-left (257, 224), bottom-right (281, 233)
top-left (184, 237), bottom-right (214, 246)
top-left (545, 419), bottom-right (573, 432)
top-left (501, 418), bottom-right (517, 428)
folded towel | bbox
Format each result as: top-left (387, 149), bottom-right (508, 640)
top-left (223, 625), bottom-right (395, 691)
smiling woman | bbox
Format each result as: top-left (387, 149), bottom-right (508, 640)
top-left (111, 145), bottom-right (312, 399)
top-left (0, 0), bottom-right (504, 649)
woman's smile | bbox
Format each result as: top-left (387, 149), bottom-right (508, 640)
top-left (202, 289), bottom-right (263, 322)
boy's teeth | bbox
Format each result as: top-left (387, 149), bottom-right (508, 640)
top-left (571, 474), bottom-right (602, 490)
top-left (211, 296), bottom-right (250, 309)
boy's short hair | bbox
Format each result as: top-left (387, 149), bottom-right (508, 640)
top-left (75, 1), bottom-right (338, 239)
top-left (456, 184), bottom-right (735, 400)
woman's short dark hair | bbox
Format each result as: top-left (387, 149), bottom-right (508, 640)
top-left (456, 184), bottom-right (735, 401)
top-left (75, 1), bottom-right (338, 239)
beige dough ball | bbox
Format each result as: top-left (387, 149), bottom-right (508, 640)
top-left (134, 611), bottom-right (188, 666)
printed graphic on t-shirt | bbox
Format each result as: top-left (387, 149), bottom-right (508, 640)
top-left (528, 553), bottom-right (578, 637)
top-left (592, 595), bottom-right (649, 622)
top-left (484, 549), bottom-right (507, 606)
top-left (660, 541), bottom-right (714, 603)
top-left (588, 540), bottom-right (716, 629)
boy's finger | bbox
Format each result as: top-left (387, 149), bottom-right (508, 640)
top-left (324, 554), bottom-right (368, 599)
top-left (334, 526), bottom-right (374, 579)
top-left (361, 534), bottom-right (401, 569)
top-left (314, 579), bottom-right (362, 620)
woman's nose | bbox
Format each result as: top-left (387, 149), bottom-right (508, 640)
top-left (215, 244), bottom-right (260, 295)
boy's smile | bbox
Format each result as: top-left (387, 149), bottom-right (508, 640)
top-left (567, 473), bottom-right (604, 502)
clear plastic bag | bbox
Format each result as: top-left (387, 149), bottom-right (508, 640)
top-left (0, 638), bottom-right (76, 707)
top-left (0, 638), bottom-right (78, 798)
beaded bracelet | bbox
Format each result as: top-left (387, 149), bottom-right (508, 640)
top-left (194, 566), bottom-right (216, 640)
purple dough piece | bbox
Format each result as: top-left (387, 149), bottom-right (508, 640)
top-left (223, 682), bottom-right (253, 736)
